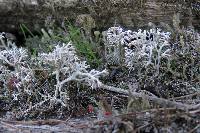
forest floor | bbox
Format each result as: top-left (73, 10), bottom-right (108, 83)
top-left (0, 100), bottom-right (200, 133)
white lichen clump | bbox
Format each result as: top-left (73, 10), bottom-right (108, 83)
top-left (0, 44), bottom-right (34, 100)
top-left (105, 27), bottom-right (171, 74)
top-left (0, 35), bottom-right (108, 111)
top-left (39, 42), bottom-right (108, 106)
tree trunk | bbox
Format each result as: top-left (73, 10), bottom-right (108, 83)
top-left (0, 0), bottom-right (199, 33)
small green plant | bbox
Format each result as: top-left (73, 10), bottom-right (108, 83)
top-left (66, 23), bottom-right (102, 68)
top-left (21, 22), bottom-right (102, 68)
top-left (20, 24), bottom-right (52, 56)
top-left (20, 24), bottom-right (35, 39)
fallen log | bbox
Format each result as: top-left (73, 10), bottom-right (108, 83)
top-left (0, 0), bottom-right (199, 34)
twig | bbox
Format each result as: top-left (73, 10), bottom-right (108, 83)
top-left (0, 121), bottom-right (20, 131)
top-left (136, 122), bottom-right (153, 132)
top-left (15, 124), bottom-right (61, 131)
top-left (1, 119), bottom-right (65, 126)
top-left (0, 121), bottom-right (18, 129)
top-left (189, 109), bottom-right (200, 114)
top-left (189, 124), bottom-right (200, 133)
top-left (190, 103), bottom-right (200, 110)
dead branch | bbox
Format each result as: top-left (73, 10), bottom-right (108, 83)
top-left (170, 92), bottom-right (200, 100)
top-left (99, 84), bottom-right (129, 95)
top-left (100, 84), bottom-right (200, 111)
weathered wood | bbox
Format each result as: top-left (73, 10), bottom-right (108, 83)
top-left (0, 0), bottom-right (199, 33)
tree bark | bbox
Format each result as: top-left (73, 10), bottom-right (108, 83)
top-left (0, 0), bottom-right (199, 33)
